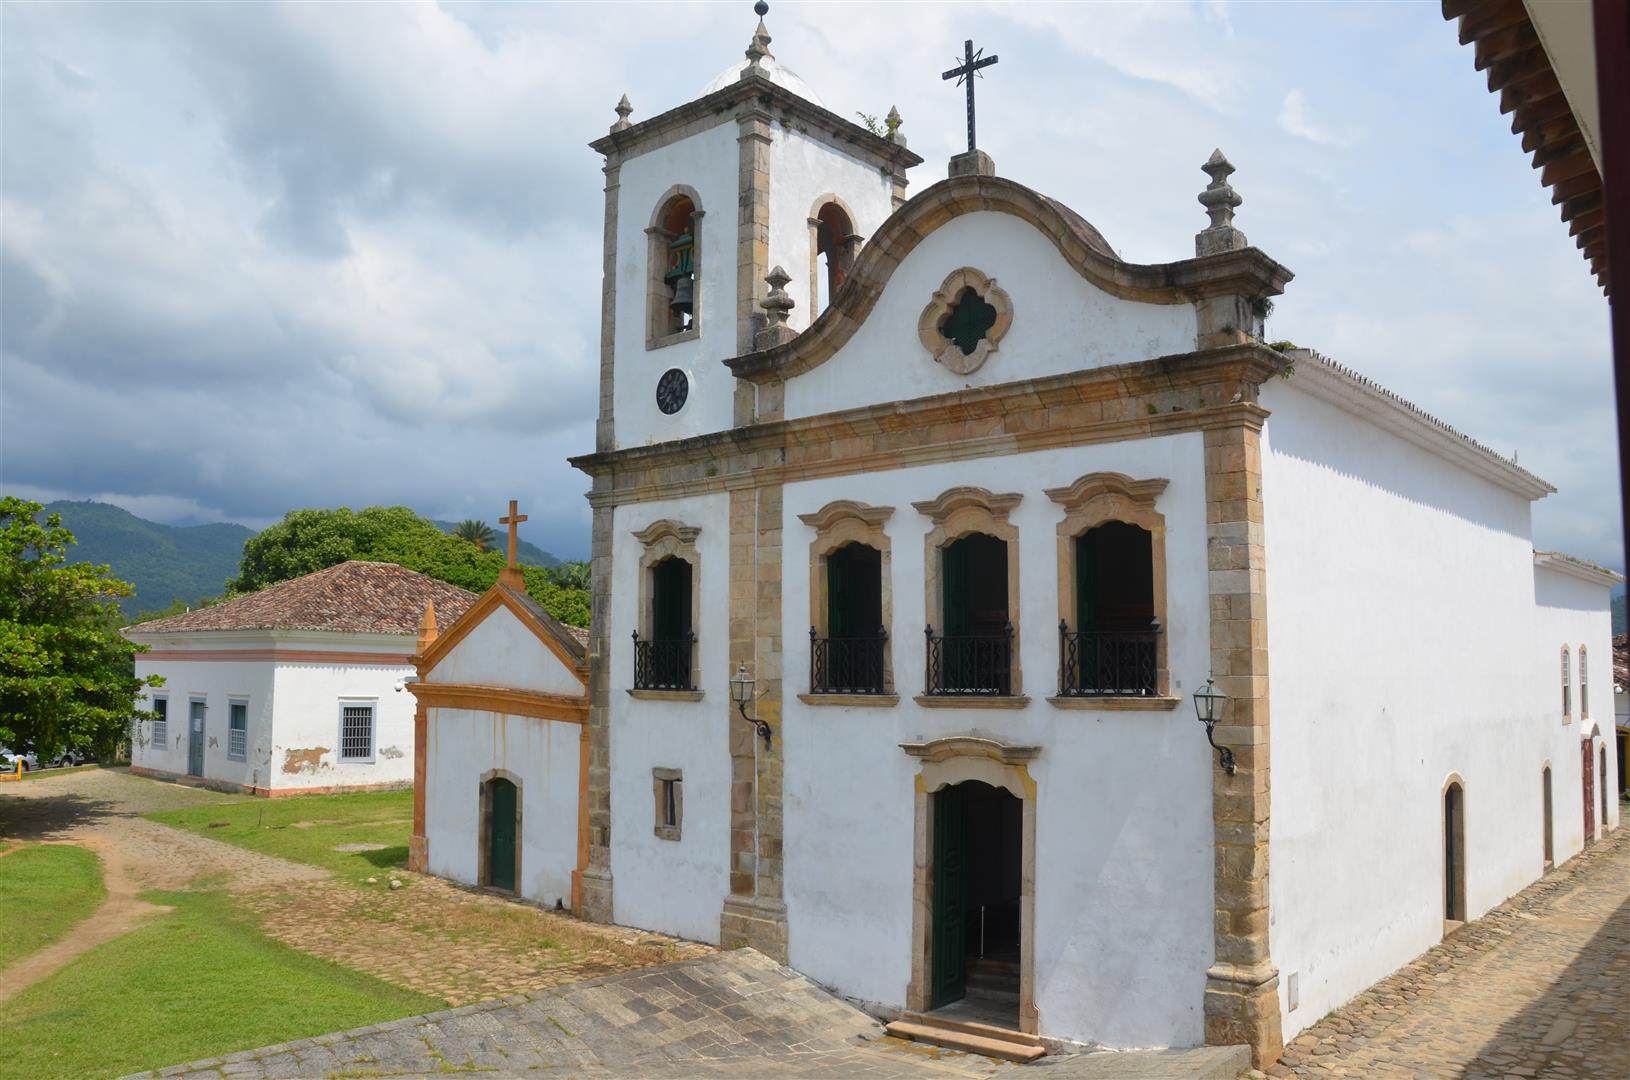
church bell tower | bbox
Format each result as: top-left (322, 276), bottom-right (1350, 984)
top-left (588, 3), bottom-right (923, 452)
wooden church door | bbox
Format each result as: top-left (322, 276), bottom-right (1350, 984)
top-left (1581, 740), bottom-right (1595, 844)
top-left (931, 784), bottom-right (966, 1008)
top-left (487, 778), bottom-right (518, 892)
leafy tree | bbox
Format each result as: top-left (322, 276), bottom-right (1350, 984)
top-left (0, 497), bottom-right (161, 758)
top-left (544, 560), bottom-right (591, 591)
top-left (452, 519), bottom-right (495, 551)
top-left (133, 594), bottom-right (226, 624)
top-left (232, 506), bottom-right (590, 628)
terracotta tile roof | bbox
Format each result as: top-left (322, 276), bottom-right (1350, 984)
top-left (126, 561), bottom-right (479, 636)
top-left (1614, 635), bottom-right (1627, 690)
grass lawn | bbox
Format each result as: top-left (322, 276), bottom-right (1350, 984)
top-left (0, 845), bottom-right (106, 971)
top-left (147, 789), bottom-right (414, 884)
top-left (0, 889), bottom-right (443, 1079)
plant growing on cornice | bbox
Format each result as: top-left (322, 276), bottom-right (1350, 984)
top-left (854, 111), bottom-right (885, 137)
top-left (1268, 340), bottom-right (1298, 353)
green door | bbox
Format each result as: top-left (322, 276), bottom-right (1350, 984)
top-left (931, 784), bottom-right (966, 1008)
top-left (487, 779), bottom-right (518, 892)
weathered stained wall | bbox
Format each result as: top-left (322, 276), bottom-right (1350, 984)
top-left (133, 657), bottom-right (278, 790)
top-left (423, 603), bottom-right (582, 696)
top-left (268, 659), bottom-right (416, 790)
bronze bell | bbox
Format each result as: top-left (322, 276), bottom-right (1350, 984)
top-left (669, 274), bottom-right (694, 317)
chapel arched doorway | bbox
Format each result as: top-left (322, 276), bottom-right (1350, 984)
top-left (930, 780), bottom-right (1022, 1022)
top-left (481, 774), bottom-right (521, 893)
top-left (1443, 779), bottom-right (1466, 929)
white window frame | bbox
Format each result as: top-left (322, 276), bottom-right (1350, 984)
top-left (338, 699), bottom-right (376, 764)
top-left (227, 698), bottom-right (248, 761)
top-left (150, 696), bottom-right (169, 752)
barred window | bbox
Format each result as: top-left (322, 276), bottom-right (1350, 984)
top-left (1579, 646), bottom-right (1589, 719)
top-left (228, 700), bottom-right (247, 761)
top-left (151, 697), bottom-right (168, 750)
top-left (1561, 646), bottom-right (1572, 719)
top-left (340, 703), bottom-right (374, 762)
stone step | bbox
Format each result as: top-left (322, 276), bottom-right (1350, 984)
top-left (885, 1018), bottom-right (1047, 1063)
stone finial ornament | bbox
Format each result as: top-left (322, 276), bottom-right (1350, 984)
top-left (1195, 148), bottom-right (1247, 257)
top-left (743, 1), bottom-right (774, 78)
top-left (885, 105), bottom-right (906, 146)
top-left (756, 265), bottom-right (797, 348)
top-left (611, 94), bottom-right (633, 133)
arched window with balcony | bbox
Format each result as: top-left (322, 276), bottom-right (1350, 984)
top-left (647, 188), bottom-right (702, 346)
top-left (914, 487), bottom-right (1023, 699)
top-left (801, 500), bottom-right (894, 699)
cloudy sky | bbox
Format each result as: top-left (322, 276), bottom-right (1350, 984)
top-left (1, 1), bottom-right (1620, 569)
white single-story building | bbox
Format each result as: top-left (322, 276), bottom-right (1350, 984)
top-left (126, 560), bottom-right (476, 796)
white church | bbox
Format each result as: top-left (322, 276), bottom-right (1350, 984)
top-left (409, 10), bottom-right (1620, 1067)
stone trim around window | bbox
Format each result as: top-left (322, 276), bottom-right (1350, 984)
top-left (913, 486), bottom-right (1024, 697)
top-left (632, 519), bottom-right (703, 694)
top-left (798, 499), bottom-right (895, 697)
top-left (916, 266), bottom-right (1014, 375)
top-left (1046, 471), bottom-right (1172, 701)
top-left (652, 767), bottom-right (683, 841)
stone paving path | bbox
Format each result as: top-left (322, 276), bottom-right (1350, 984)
top-left (134, 948), bottom-right (1250, 1080)
top-left (1247, 824), bottom-right (1629, 1080)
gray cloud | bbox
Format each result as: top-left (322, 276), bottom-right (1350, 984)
top-left (0, 1), bottom-right (1620, 570)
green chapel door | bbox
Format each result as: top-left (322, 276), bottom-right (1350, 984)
top-left (487, 778), bottom-right (518, 892)
top-left (931, 784), bottom-right (967, 1008)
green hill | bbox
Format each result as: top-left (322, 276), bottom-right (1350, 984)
top-left (428, 519), bottom-right (559, 568)
top-left (43, 500), bottom-right (252, 618)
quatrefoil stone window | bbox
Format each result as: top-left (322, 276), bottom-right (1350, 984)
top-left (917, 267), bottom-right (1014, 375)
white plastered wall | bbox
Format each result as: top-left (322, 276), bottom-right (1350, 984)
top-left (426, 604), bottom-right (583, 696)
top-left (1533, 566), bottom-right (1619, 842)
top-left (423, 706), bottom-right (582, 908)
top-left (782, 211), bottom-right (1196, 422)
top-left (612, 119), bottom-right (741, 447)
top-left (1259, 378), bottom-right (1617, 1038)
top-left (268, 658), bottom-right (417, 791)
top-left (765, 126), bottom-right (895, 331)
top-left (134, 656), bottom-right (278, 790)
top-left (779, 437), bottom-right (1215, 1049)
top-left (607, 493), bottom-right (733, 944)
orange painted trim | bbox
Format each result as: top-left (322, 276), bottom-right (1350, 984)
top-left (415, 585), bottom-right (588, 688)
top-left (129, 764), bottom-right (408, 798)
top-left (412, 682), bottom-right (588, 723)
top-left (139, 648), bottom-right (413, 665)
top-left (411, 700), bottom-right (428, 867)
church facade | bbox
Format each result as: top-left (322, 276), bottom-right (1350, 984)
top-left (414, 15), bottom-right (1619, 1068)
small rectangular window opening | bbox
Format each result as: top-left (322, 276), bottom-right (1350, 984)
top-left (652, 767), bottom-right (682, 840)
top-left (151, 697), bottom-right (169, 748)
top-left (228, 700), bottom-right (248, 761)
top-left (340, 703), bottom-right (375, 762)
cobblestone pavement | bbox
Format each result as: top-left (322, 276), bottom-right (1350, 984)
top-left (1247, 824), bottom-right (1629, 1080)
top-left (135, 948), bottom-right (1250, 1080)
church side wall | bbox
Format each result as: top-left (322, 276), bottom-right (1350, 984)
top-left (781, 211), bottom-right (1196, 423)
top-left (1532, 567), bottom-right (1619, 840)
top-left (779, 436), bottom-right (1215, 1050)
top-left (612, 120), bottom-right (741, 447)
top-left (133, 657), bottom-right (278, 791)
top-left (607, 493), bottom-right (732, 945)
top-left (765, 127), bottom-right (894, 330)
top-left (424, 707), bottom-right (581, 908)
top-left (1258, 379), bottom-right (1616, 1039)
top-left (268, 661), bottom-right (416, 791)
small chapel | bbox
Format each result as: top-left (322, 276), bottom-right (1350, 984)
top-left (410, 7), bottom-right (1620, 1067)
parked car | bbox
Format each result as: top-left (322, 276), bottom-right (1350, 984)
top-left (49, 749), bottom-right (91, 768)
top-left (0, 746), bottom-right (39, 772)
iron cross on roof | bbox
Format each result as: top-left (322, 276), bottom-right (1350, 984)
top-left (942, 39), bottom-right (998, 155)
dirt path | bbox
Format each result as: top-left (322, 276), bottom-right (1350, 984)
top-left (0, 768), bottom-right (326, 997)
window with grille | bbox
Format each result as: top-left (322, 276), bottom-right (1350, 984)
top-left (340, 703), bottom-right (375, 762)
top-left (150, 697), bottom-right (168, 750)
top-left (1561, 646), bottom-right (1571, 719)
top-left (228, 700), bottom-right (247, 761)
top-left (1579, 646), bottom-right (1589, 719)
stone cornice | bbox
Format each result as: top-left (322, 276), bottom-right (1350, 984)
top-left (899, 735), bottom-right (1040, 764)
top-left (1283, 348), bottom-right (1556, 501)
top-left (1044, 472), bottom-right (1169, 511)
top-left (589, 73), bottom-right (922, 175)
top-left (723, 175), bottom-right (1294, 385)
top-left (632, 519), bottom-right (702, 547)
top-left (796, 500), bottom-right (894, 531)
top-left (911, 486), bottom-right (1023, 524)
top-left (1534, 551), bottom-right (1625, 587)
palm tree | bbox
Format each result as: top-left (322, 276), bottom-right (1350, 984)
top-left (453, 519), bottom-right (495, 552)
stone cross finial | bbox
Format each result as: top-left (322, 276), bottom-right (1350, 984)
top-left (743, 1), bottom-right (774, 78)
top-left (1196, 148), bottom-right (1247, 256)
top-left (885, 105), bottom-right (906, 146)
top-left (611, 94), bottom-right (633, 133)
top-left (498, 499), bottom-right (528, 586)
top-left (755, 265), bottom-right (797, 348)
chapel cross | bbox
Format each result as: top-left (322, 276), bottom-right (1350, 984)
top-left (498, 500), bottom-right (528, 571)
top-left (942, 39), bottom-right (999, 155)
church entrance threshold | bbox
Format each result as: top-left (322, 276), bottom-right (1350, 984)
top-left (929, 780), bottom-right (1021, 1030)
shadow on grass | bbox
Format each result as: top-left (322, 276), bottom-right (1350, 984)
top-left (359, 846), bottom-right (409, 870)
top-left (0, 791), bottom-right (122, 843)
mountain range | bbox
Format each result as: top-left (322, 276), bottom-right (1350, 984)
top-left (40, 501), bottom-right (561, 617)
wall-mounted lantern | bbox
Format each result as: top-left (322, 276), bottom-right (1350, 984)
top-left (1193, 675), bottom-right (1235, 774)
top-left (731, 663), bottom-right (772, 748)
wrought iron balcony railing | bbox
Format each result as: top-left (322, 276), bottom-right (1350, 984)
top-left (924, 623), bottom-right (1014, 696)
top-left (809, 627), bottom-right (888, 695)
top-left (632, 630), bottom-right (696, 691)
top-left (1058, 621), bottom-right (1160, 697)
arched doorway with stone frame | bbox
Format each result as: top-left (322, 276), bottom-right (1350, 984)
top-left (479, 768), bottom-right (524, 894)
top-left (901, 736), bottom-right (1039, 1035)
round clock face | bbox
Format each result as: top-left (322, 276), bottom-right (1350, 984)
top-left (656, 368), bottom-right (689, 415)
